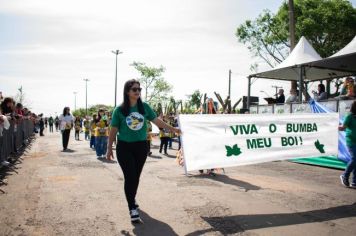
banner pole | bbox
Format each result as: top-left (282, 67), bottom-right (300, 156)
top-left (177, 115), bottom-right (188, 176)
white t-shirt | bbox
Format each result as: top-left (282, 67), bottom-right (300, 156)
top-left (59, 114), bottom-right (75, 130)
top-left (0, 115), bottom-right (10, 136)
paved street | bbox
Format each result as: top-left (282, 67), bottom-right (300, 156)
top-left (1, 131), bottom-right (355, 236)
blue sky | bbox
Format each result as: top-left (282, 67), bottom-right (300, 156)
top-left (0, 0), bottom-right (355, 115)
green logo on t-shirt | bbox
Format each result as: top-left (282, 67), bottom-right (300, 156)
top-left (126, 112), bottom-right (144, 131)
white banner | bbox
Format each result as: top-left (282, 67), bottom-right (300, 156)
top-left (179, 113), bottom-right (339, 172)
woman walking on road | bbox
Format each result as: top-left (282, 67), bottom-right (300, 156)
top-left (339, 100), bottom-right (356, 188)
top-left (106, 79), bottom-right (180, 223)
top-left (59, 107), bottom-right (75, 151)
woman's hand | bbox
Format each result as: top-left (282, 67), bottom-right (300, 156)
top-left (107, 147), bottom-right (114, 161)
top-left (172, 127), bottom-right (181, 135)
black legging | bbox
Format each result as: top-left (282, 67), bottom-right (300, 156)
top-left (147, 140), bottom-right (151, 154)
top-left (75, 130), bottom-right (79, 140)
top-left (116, 140), bottom-right (147, 210)
top-left (62, 129), bottom-right (70, 149)
top-left (160, 137), bottom-right (169, 153)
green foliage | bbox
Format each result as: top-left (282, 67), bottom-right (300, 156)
top-left (278, 0), bottom-right (356, 57)
top-left (131, 61), bottom-right (172, 107)
top-left (187, 90), bottom-right (203, 110)
top-left (236, 0), bottom-right (356, 66)
top-left (73, 104), bottom-right (114, 118)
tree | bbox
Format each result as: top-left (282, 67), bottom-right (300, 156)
top-left (73, 104), bottom-right (114, 117)
top-left (187, 90), bottom-right (203, 110)
top-left (131, 61), bottom-right (172, 105)
top-left (236, 0), bottom-right (356, 66)
top-left (236, 0), bottom-right (356, 96)
top-left (14, 86), bottom-right (31, 109)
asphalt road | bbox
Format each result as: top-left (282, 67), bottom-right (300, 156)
top-left (0, 130), bottom-right (355, 236)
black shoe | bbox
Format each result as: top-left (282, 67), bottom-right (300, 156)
top-left (340, 175), bottom-right (350, 187)
top-left (159, 150), bottom-right (162, 153)
top-left (130, 208), bottom-right (140, 223)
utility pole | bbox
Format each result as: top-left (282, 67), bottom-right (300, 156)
top-left (73, 92), bottom-right (77, 111)
top-left (111, 50), bottom-right (123, 107)
top-left (289, 0), bottom-right (297, 91)
top-left (83, 79), bottom-right (89, 116)
top-left (228, 69), bottom-right (232, 98)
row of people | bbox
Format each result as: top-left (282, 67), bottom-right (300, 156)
top-left (275, 76), bottom-right (355, 104)
top-left (0, 96), bottom-right (41, 166)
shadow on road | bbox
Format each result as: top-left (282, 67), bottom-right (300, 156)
top-left (61, 148), bottom-right (76, 153)
top-left (0, 135), bottom-right (36, 194)
top-left (191, 174), bottom-right (261, 192)
top-left (148, 155), bottom-right (162, 159)
top-left (97, 158), bottom-right (117, 164)
top-left (186, 203), bottom-right (356, 235)
top-left (130, 210), bottom-right (179, 236)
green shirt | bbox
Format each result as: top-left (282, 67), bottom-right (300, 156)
top-left (111, 102), bottom-right (157, 142)
top-left (343, 113), bottom-right (356, 146)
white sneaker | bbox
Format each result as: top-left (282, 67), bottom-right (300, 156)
top-left (1, 161), bottom-right (10, 166)
top-left (130, 209), bottom-right (140, 222)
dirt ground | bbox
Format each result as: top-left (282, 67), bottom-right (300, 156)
top-left (0, 130), bottom-right (355, 236)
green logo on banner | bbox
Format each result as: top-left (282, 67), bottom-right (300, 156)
top-left (314, 140), bottom-right (325, 153)
top-left (225, 144), bottom-right (242, 157)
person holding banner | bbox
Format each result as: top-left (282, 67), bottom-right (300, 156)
top-left (106, 79), bottom-right (180, 223)
top-left (339, 101), bottom-right (356, 188)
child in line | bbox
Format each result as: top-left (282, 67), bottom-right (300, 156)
top-left (159, 127), bottom-right (170, 155)
top-left (95, 109), bottom-right (109, 159)
top-left (90, 114), bottom-right (97, 149)
top-left (83, 117), bottom-right (90, 141)
top-left (74, 116), bottom-right (81, 140)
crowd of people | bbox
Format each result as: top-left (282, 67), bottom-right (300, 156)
top-left (56, 107), bottom-right (181, 160)
top-left (53, 80), bottom-right (182, 222)
top-left (3, 76), bottom-right (356, 224)
top-left (0, 94), bottom-right (41, 167)
top-left (274, 76), bottom-right (356, 104)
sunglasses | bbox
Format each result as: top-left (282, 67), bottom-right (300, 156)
top-left (131, 87), bottom-right (142, 92)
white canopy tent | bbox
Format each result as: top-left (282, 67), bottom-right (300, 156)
top-left (247, 36), bottom-right (356, 107)
top-left (305, 35), bottom-right (356, 75)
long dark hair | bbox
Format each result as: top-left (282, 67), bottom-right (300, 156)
top-left (318, 84), bottom-right (326, 95)
top-left (0, 97), bottom-right (15, 114)
top-left (62, 107), bottom-right (70, 116)
top-left (96, 108), bottom-right (104, 122)
top-left (350, 101), bottom-right (356, 116)
top-left (120, 79), bottom-right (145, 117)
